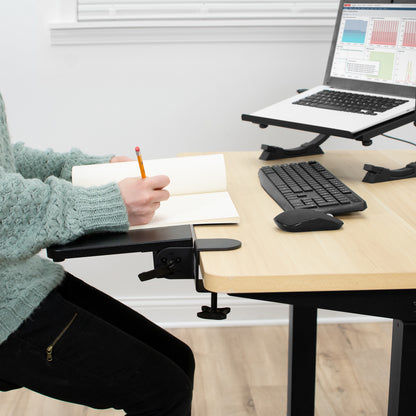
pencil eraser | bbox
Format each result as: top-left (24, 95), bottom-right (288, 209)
top-left (135, 146), bottom-right (140, 152)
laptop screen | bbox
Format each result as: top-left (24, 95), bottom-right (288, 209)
top-left (325, 1), bottom-right (416, 97)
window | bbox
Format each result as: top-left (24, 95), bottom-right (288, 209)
top-left (50, 0), bottom-right (337, 44)
top-left (77, 0), bottom-right (337, 22)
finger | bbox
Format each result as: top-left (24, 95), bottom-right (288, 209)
top-left (110, 156), bottom-right (134, 163)
top-left (144, 189), bottom-right (169, 204)
top-left (153, 189), bottom-right (170, 202)
top-left (145, 175), bottom-right (170, 189)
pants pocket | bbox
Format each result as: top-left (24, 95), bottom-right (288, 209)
top-left (46, 312), bottom-right (78, 362)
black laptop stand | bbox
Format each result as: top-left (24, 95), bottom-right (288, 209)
top-left (242, 110), bottom-right (416, 161)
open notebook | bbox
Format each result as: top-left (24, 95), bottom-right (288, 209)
top-left (72, 154), bottom-right (239, 230)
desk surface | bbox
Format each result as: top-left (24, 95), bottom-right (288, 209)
top-left (189, 150), bottom-right (416, 294)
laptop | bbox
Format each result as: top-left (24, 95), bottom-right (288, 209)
top-left (242, 1), bottom-right (416, 137)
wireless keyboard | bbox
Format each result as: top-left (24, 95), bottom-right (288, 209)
top-left (259, 160), bottom-right (367, 215)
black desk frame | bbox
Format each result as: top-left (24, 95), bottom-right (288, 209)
top-left (233, 290), bottom-right (416, 416)
top-left (47, 225), bottom-right (416, 416)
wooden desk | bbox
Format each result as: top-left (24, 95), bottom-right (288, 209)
top-left (191, 150), bottom-right (416, 416)
top-left (193, 150), bottom-right (416, 293)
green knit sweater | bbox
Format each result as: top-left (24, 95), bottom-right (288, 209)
top-left (0, 93), bottom-right (130, 344)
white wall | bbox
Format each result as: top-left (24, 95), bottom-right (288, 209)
top-left (1, 1), bottom-right (411, 326)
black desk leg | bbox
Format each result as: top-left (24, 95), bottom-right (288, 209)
top-left (388, 320), bottom-right (416, 416)
top-left (287, 305), bottom-right (317, 416)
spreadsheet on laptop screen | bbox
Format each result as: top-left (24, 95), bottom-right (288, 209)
top-left (331, 3), bottom-right (416, 87)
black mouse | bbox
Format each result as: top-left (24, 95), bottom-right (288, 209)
top-left (274, 209), bottom-right (344, 232)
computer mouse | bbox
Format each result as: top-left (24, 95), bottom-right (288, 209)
top-left (274, 209), bottom-right (344, 232)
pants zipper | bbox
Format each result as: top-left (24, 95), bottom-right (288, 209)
top-left (46, 313), bottom-right (78, 362)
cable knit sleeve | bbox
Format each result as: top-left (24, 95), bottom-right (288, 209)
top-left (0, 167), bottom-right (129, 260)
top-left (12, 142), bottom-right (113, 181)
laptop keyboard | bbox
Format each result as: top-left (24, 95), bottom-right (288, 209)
top-left (293, 89), bottom-right (408, 116)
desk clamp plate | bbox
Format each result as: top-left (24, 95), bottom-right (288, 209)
top-left (139, 238), bottom-right (241, 320)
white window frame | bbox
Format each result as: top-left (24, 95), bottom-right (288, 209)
top-left (50, 0), bottom-right (337, 45)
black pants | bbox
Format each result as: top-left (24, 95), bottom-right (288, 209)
top-left (0, 273), bottom-right (195, 415)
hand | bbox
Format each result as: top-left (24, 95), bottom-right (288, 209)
top-left (110, 155), bottom-right (134, 163)
top-left (118, 175), bottom-right (170, 226)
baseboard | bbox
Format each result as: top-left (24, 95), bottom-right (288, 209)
top-left (119, 294), bottom-right (390, 328)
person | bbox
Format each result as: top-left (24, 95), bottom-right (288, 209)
top-left (0, 92), bottom-right (195, 416)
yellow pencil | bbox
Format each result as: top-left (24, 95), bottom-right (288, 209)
top-left (135, 146), bottom-right (146, 179)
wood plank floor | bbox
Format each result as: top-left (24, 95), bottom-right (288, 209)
top-left (0, 322), bottom-right (392, 416)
